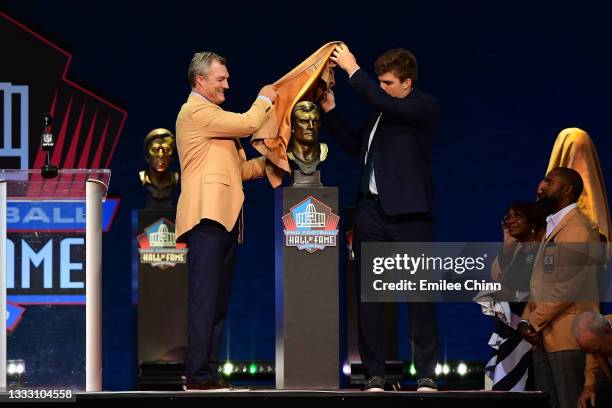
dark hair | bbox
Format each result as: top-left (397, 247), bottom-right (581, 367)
top-left (508, 202), bottom-right (546, 231)
top-left (551, 167), bottom-right (584, 202)
top-left (374, 48), bottom-right (418, 83)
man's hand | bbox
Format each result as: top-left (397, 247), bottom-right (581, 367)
top-left (517, 321), bottom-right (541, 345)
top-left (320, 90), bottom-right (336, 113)
top-left (258, 84), bottom-right (278, 104)
top-left (330, 43), bottom-right (360, 75)
top-left (578, 388), bottom-right (596, 408)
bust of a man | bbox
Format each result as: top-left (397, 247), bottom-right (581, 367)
top-left (139, 128), bottom-right (180, 209)
top-left (288, 101), bottom-right (327, 176)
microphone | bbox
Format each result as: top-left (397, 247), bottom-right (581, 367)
top-left (41, 113), bottom-right (58, 178)
top-left (41, 114), bottom-right (54, 150)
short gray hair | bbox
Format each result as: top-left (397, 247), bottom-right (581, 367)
top-left (188, 51), bottom-right (226, 88)
top-left (573, 310), bottom-right (609, 339)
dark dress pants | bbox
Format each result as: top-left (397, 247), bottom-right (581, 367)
top-left (532, 348), bottom-right (586, 408)
top-left (353, 196), bottom-right (438, 379)
top-left (185, 219), bottom-right (238, 382)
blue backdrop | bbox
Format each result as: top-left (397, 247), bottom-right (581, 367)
top-left (2, 0), bottom-right (612, 389)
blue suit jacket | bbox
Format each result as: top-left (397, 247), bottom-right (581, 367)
top-left (323, 68), bottom-right (439, 216)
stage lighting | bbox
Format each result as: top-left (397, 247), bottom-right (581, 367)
top-left (248, 363), bottom-right (257, 375)
top-left (7, 359), bottom-right (25, 381)
top-left (442, 363), bottom-right (450, 375)
top-left (222, 362), bottom-right (234, 376)
top-left (435, 363), bottom-right (442, 376)
top-left (457, 362), bottom-right (468, 376)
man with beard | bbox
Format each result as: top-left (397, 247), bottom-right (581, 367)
top-left (519, 167), bottom-right (600, 408)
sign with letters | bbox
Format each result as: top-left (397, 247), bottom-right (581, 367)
top-left (282, 196), bottom-right (340, 253)
top-left (137, 218), bottom-right (188, 269)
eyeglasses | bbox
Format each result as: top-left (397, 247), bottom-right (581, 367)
top-left (502, 213), bottom-right (525, 224)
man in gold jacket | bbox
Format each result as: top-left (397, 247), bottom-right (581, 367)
top-left (519, 167), bottom-right (600, 408)
top-left (574, 311), bottom-right (612, 408)
top-left (175, 51), bottom-right (277, 391)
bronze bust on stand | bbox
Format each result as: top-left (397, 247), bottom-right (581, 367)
top-left (136, 128), bottom-right (187, 368)
top-left (139, 128), bottom-right (180, 209)
top-left (287, 101), bottom-right (327, 187)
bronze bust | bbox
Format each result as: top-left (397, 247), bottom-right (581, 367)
top-left (139, 128), bottom-right (180, 208)
top-left (288, 101), bottom-right (327, 185)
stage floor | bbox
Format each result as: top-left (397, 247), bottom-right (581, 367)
top-left (69, 390), bottom-right (550, 406)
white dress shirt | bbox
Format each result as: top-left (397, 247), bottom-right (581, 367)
top-left (545, 203), bottom-right (577, 238)
top-left (364, 113), bottom-right (382, 195)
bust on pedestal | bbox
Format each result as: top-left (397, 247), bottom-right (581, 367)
top-left (136, 128), bottom-right (187, 379)
top-left (287, 101), bottom-right (327, 187)
top-left (138, 128), bottom-right (179, 209)
top-left (275, 101), bottom-right (339, 389)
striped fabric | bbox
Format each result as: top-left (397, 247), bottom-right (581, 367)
top-left (485, 317), bottom-right (532, 391)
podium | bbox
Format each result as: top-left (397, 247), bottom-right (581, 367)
top-left (135, 208), bottom-right (188, 381)
top-left (275, 186), bottom-right (339, 389)
top-left (0, 169), bottom-right (110, 391)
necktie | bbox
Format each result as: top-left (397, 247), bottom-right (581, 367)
top-left (360, 151), bottom-right (374, 196)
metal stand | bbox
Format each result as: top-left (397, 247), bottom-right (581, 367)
top-left (86, 180), bottom-right (104, 391)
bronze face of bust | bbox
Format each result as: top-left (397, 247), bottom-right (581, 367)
top-left (147, 133), bottom-right (174, 173)
top-left (139, 128), bottom-right (179, 208)
top-left (288, 101), bottom-right (327, 176)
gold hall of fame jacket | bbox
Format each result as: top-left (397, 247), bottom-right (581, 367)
top-left (175, 93), bottom-right (273, 242)
top-left (584, 314), bottom-right (612, 391)
top-left (522, 207), bottom-right (600, 352)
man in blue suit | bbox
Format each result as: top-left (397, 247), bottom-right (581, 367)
top-left (322, 44), bottom-right (439, 391)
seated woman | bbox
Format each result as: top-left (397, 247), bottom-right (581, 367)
top-left (485, 202), bottom-right (545, 391)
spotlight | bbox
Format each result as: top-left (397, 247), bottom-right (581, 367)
top-left (7, 359), bottom-right (25, 381)
top-left (222, 362), bottom-right (234, 376)
top-left (435, 363), bottom-right (442, 376)
top-left (342, 363), bottom-right (351, 376)
top-left (457, 362), bottom-right (468, 376)
top-left (442, 364), bottom-right (450, 375)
